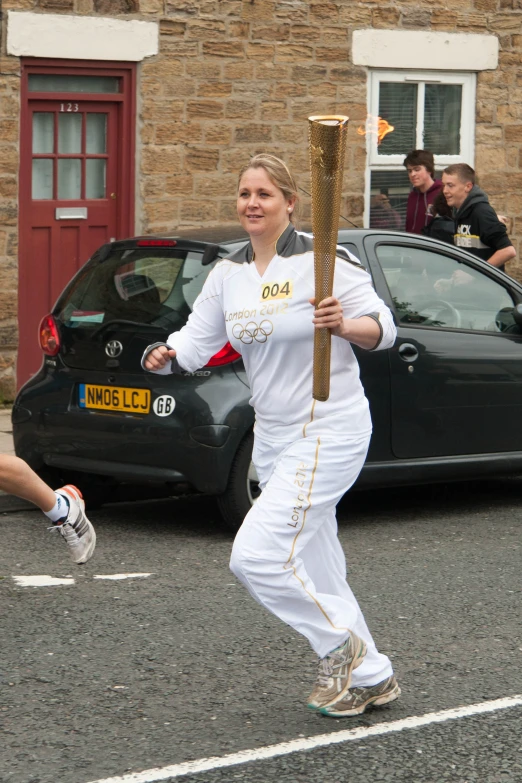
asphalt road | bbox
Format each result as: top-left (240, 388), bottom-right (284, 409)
top-left (1, 478), bottom-right (521, 783)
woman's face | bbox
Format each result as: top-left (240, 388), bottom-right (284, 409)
top-left (237, 167), bottom-right (295, 240)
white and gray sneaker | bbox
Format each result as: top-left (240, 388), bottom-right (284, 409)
top-left (307, 631), bottom-right (367, 711)
top-left (320, 675), bottom-right (401, 717)
top-left (52, 485), bottom-right (96, 564)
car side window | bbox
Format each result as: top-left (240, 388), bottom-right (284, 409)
top-left (339, 242), bottom-right (366, 269)
top-left (377, 244), bottom-right (518, 333)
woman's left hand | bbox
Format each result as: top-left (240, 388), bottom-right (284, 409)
top-left (310, 296), bottom-right (344, 337)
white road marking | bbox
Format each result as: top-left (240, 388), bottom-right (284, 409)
top-left (9, 573), bottom-right (153, 587)
top-left (93, 573), bottom-right (153, 581)
top-left (85, 694), bottom-right (522, 783)
top-left (12, 575), bottom-right (75, 587)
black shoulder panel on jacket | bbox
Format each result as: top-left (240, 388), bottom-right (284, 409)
top-left (335, 244), bottom-right (363, 266)
top-left (276, 225), bottom-right (314, 256)
top-left (225, 241), bottom-right (252, 264)
top-left (222, 223), bottom-right (363, 267)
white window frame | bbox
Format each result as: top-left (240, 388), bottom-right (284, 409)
top-left (368, 70), bottom-right (475, 166)
top-left (364, 69), bottom-right (476, 227)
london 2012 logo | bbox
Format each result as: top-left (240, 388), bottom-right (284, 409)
top-left (232, 320), bottom-right (273, 344)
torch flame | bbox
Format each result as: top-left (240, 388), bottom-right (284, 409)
top-left (357, 116), bottom-right (395, 146)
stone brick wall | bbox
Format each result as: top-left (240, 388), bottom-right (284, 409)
top-left (0, 5), bottom-right (22, 401)
top-left (1, 0), bottom-right (521, 398)
top-left (137, 0), bottom-right (369, 232)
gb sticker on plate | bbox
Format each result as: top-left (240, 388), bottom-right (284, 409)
top-left (153, 395), bottom-right (176, 417)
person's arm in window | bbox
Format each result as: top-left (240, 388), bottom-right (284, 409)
top-left (479, 206), bottom-right (516, 268)
top-left (487, 245), bottom-right (516, 269)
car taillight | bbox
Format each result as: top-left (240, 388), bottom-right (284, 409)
top-left (39, 314), bottom-right (61, 356)
top-left (205, 342), bottom-right (241, 367)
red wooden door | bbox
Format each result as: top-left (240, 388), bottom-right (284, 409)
top-left (18, 62), bottom-right (136, 388)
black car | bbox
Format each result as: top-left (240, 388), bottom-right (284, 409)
top-left (13, 228), bottom-right (522, 531)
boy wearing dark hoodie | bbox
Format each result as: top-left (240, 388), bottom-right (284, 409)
top-left (421, 192), bottom-right (455, 246)
top-left (442, 163), bottom-right (516, 271)
top-left (403, 149), bottom-right (443, 234)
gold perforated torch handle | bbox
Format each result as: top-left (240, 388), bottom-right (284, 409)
top-left (308, 114), bottom-right (349, 401)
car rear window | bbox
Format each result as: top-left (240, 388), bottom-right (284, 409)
top-left (56, 246), bottom-right (212, 331)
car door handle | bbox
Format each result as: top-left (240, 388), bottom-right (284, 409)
top-left (398, 343), bottom-right (419, 362)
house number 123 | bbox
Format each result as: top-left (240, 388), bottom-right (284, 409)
top-left (60, 103), bottom-right (79, 112)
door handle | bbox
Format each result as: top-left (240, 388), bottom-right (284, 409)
top-left (398, 343), bottom-right (419, 362)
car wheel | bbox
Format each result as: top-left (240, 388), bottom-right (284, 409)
top-left (217, 430), bottom-right (260, 533)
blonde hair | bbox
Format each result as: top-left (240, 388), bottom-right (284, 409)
top-left (237, 153), bottom-right (300, 222)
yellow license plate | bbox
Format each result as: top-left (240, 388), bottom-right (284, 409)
top-left (79, 384), bottom-right (151, 414)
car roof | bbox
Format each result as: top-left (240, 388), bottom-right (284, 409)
top-left (105, 229), bottom-right (249, 262)
top-left (127, 225), bottom-right (409, 247)
top-left (162, 226), bottom-right (250, 244)
top-left (124, 225), bottom-right (429, 245)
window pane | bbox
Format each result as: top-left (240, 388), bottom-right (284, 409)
top-left (86, 114), bottom-right (107, 154)
top-left (179, 252), bottom-right (213, 309)
top-left (377, 244), bottom-right (515, 332)
top-left (58, 113), bottom-right (82, 154)
top-left (28, 75), bottom-right (120, 93)
top-left (134, 256), bottom-right (184, 305)
top-left (32, 159), bottom-right (53, 199)
top-left (32, 113), bottom-right (54, 153)
top-left (369, 171), bottom-right (410, 230)
top-left (58, 159), bottom-right (81, 199)
top-left (57, 249), bottom-right (192, 330)
top-left (424, 84), bottom-right (462, 155)
top-left (378, 83), bottom-right (417, 155)
top-left (86, 159), bottom-right (106, 199)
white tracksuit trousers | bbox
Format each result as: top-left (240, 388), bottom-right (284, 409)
top-left (229, 432), bottom-right (394, 687)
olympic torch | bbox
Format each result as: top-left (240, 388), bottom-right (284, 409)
top-left (308, 114), bottom-right (349, 402)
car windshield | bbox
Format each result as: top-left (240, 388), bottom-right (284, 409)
top-left (56, 246), bottom-right (213, 331)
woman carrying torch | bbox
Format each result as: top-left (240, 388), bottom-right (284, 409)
top-left (142, 153), bottom-right (400, 717)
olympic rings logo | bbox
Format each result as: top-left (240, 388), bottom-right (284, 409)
top-left (232, 320), bottom-right (274, 344)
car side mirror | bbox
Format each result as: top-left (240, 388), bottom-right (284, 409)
top-left (513, 303), bottom-right (522, 327)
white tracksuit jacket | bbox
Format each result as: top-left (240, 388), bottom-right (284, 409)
top-left (146, 224), bottom-right (396, 443)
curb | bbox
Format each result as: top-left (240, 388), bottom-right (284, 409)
top-left (0, 493), bottom-right (35, 513)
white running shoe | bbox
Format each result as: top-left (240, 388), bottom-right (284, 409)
top-left (320, 675), bottom-right (401, 717)
top-left (53, 485), bottom-right (96, 564)
top-left (307, 631), bottom-right (367, 711)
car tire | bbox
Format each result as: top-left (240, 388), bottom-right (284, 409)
top-left (216, 430), bottom-right (260, 533)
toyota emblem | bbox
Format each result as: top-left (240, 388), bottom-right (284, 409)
top-left (105, 340), bottom-right (123, 358)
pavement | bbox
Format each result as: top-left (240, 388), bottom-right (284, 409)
top-left (1, 480), bottom-right (521, 783)
top-left (0, 407), bottom-right (14, 455)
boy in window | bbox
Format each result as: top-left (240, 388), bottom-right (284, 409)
top-left (442, 163), bottom-right (516, 271)
top-left (403, 149), bottom-right (443, 234)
